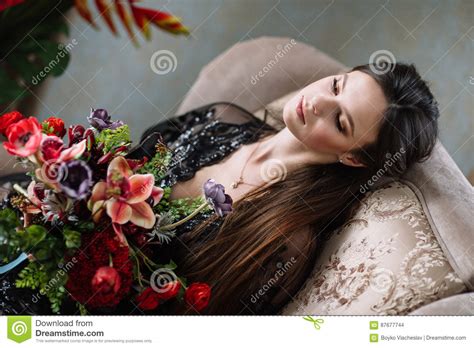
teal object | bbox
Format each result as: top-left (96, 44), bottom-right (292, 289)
top-left (0, 252), bottom-right (28, 274)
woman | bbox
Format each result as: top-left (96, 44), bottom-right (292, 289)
top-left (131, 62), bottom-right (439, 315)
top-left (0, 62), bottom-right (439, 315)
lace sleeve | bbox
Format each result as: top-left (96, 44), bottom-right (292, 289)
top-left (241, 227), bottom-right (318, 315)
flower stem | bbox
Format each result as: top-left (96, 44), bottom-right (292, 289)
top-left (160, 201), bottom-right (209, 231)
top-left (132, 253), bottom-right (143, 287)
top-left (131, 244), bottom-right (159, 270)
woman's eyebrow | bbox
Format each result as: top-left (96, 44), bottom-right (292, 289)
top-left (341, 73), bottom-right (355, 137)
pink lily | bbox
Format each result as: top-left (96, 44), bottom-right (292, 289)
top-left (87, 156), bottom-right (164, 229)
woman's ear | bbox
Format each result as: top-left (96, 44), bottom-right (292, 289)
top-left (341, 154), bottom-right (367, 168)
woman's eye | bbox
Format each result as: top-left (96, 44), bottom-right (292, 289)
top-left (336, 116), bottom-right (344, 133)
top-left (332, 77), bottom-right (339, 95)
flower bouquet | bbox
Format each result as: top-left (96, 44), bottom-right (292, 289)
top-left (0, 108), bottom-right (233, 314)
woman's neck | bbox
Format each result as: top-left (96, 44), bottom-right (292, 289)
top-left (250, 128), bottom-right (336, 174)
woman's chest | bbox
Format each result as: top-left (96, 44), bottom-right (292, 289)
top-left (167, 144), bottom-right (253, 203)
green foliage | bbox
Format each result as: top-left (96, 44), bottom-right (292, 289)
top-left (41, 121), bottom-right (55, 135)
top-left (77, 303), bottom-right (89, 316)
top-left (0, 0), bottom-right (74, 107)
top-left (16, 261), bottom-right (69, 314)
top-left (0, 207), bottom-right (86, 312)
top-left (0, 208), bottom-right (21, 262)
top-left (138, 149), bottom-right (172, 182)
top-left (170, 196), bottom-right (210, 221)
top-left (154, 188), bottom-right (210, 222)
top-left (63, 226), bottom-right (81, 249)
top-left (96, 125), bottom-right (131, 154)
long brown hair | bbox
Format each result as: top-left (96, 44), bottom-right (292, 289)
top-left (176, 62), bottom-right (440, 314)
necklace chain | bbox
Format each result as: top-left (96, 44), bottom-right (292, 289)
top-left (231, 141), bottom-right (263, 189)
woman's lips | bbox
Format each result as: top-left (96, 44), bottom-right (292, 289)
top-left (296, 95), bottom-right (305, 124)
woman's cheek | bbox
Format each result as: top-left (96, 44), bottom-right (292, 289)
top-left (305, 124), bottom-right (335, 152)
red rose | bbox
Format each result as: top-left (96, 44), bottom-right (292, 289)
top-left (157, 281), bottom-right (181, 300)
top-left (43, 116), bottom-right (66, 138)
top-left (136, 287), bottom-right (160, 311)
top-left (184, 283), bottom-right (211, 312)
top-left (91, 266), bottom-right (121, 295)
top-left (3, 116), bottom-right (42, 157)
top-left (0, 111), bottom-right (25, 136)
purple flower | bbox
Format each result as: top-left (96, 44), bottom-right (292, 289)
top-left (87, 108), bottom-right (124, 131)
top-left (203, 178), bottom-right (233, 217)
top-left (58, 160), bottom-right (93, 200)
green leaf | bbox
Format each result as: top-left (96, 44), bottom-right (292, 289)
top-left (29, 15), bottom-right (69, 38)
top-left (6, 53), bottom-right (41, 85)
top-left (25, 225), bottom-right (47, 245)
top-left (35, 40), bottom-right (70, 77)
top-left (96, 124), bottom-right (131, 154)
top-left (0, 69), bottom-right (28, 104)
top-left (157, 259), bottom-right (177, 271)
top-left (63, 226), bottom-right (81, 249)
top-left (0, 208), bottom-right (22, 261)
top-left (76, 221), bottom-right (95, 232)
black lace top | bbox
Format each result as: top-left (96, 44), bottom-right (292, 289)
top-left (0, 102), bottom-right (318, 315)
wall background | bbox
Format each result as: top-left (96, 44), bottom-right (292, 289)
top-left (29, 0), bottom-right (473, 177)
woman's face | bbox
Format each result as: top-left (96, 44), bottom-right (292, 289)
top-left (283, 70), bottom-right (388, 166)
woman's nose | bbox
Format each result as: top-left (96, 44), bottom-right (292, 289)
top-left (309, 94), bottom-right (335, 118)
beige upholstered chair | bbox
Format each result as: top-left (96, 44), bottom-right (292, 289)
top-left (176, 36), bottom-right (474, 315)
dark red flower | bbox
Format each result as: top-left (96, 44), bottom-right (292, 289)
top-left (0, 110), bottom-right (24, 136)
top-left (40, 135), bottom-right (64, 161)
top-left (157, 281), bottom-right (181, 301)
top-left (0, 0), bottom-right (24, 12)
top-left (3, 117), bottom-right (42, 157)
top-left (67, 124), bottom-right (85, 146)
top-left (136, 287), bottom-right (160, 311)
top-left (91, 266), bottom-right (121, 295)
top-left (65, 226), bottom-right (133, 309)
top-left (43, 116), bottom-right (66, 138)
top-left (184, 283), bottom-right (211, 312)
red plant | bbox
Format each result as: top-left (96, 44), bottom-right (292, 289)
top-left (74, 0), bottom-right (189, 46)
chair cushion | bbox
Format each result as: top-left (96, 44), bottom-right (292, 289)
top-left (279, 181), bottom-right (467, 315)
